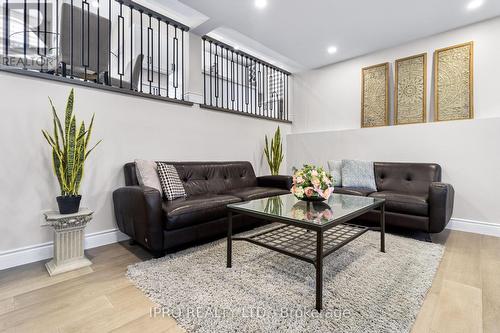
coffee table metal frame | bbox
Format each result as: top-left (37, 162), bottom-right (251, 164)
top-left (226, 197), bottom-right (386, 312)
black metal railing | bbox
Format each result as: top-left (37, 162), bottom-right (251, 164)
top-left (0, 0), bottom-right (189, 103)
top-left (201, 35), bottom-right (291, 123)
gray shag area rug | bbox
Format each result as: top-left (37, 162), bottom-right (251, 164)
top-left (127, 228), bottom-right (444, 333)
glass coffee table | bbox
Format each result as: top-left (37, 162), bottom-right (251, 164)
top-left (226, 193), bottom-right (386, 312)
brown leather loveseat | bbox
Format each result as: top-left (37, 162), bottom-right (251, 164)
top-left (113, 161), bottom-right (292, 256)
top-left (335, 162), bottom-right (454, 234)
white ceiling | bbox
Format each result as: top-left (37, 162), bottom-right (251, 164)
top-left (170, 0), bottom-right (500, 71)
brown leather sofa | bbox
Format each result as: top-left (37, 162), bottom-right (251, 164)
top-left (113, 161), bottom-right (292, 256)
top-left (335, 162), bottom-right (454, 233)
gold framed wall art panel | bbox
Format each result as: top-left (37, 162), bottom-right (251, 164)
top-left (394, 53), bottom-right (427, 125)
top-left (434, 41), bottom-right (474, 121)
top-left (361, 62), bottom-right (389, 128)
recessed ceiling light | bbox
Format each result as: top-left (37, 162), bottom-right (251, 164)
top-left (255, 0), bottom-right (267, 9)
top-left (233, 45), bottom-right (240, 50)
top-left (327, 46), bottom-right (338, 54)
top-left (467, 0), bottom-right (484, 10)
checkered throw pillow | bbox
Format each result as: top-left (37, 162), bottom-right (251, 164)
top-left (156, 163), bottom-right (187, 200)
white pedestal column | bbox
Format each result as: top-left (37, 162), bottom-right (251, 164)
top-left (43, 208), bottom-right (93, 276)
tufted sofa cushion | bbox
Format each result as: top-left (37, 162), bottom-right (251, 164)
top-left (369, 191), bottom-right (429, 216)
top-left (225, 187), bottom-right (290, 201)
top-left (374, 162), bottom-right (441, 194)
top-left (162, 194), bottom-right (241, 230)
top-left (124, 161), bottom-right (258, 196)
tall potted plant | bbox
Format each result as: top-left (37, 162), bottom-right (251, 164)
top-left (42, 89), bottom-right (101, 214)
top-left (264, 126), bottom-right (284, 176)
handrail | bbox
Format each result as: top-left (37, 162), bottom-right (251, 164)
top-left (117, 0), bottom-right (189, 31)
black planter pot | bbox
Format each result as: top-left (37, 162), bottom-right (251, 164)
top-left (56, 195), bottom-right (82, 214)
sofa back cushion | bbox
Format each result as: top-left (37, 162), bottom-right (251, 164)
top-left (124, 161), bottom-right (257, 196)
top-left (374, 162), bottom-right (441, 195)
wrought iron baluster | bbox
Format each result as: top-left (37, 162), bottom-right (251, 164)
top-left (129, 6), bottom-right (133, 90)
top-left (55, 0), bottom-right (59, 74)
top-left (271, 67), bottom-right (275, 118)
top-left (231, 50), bottom-right (235, 110)
top-left (82, 0), bottom-right (90, 81)
top-left (107, 0), bottom-right (111, 84)
top-left (117, 3), bottom-right (124, 87)
top-left (203, 37), bottom-right (206, 105)
top-left (44, 0), bottom-right (47, 56)
top-left (96, 0), bottom-right (100, 83)
top-left (4, 0), bottom-right (9, 58)
top-left (286, 74), bottom-right (289, 121)
top-left (264, 64), bottom-right (268, 117)
top-left (23, 0), bottom-right (27, 69)
top-left (181, 28), bottom-right (184, 100)
top-left (173, 25), bottom-right (178, 99)
top-left (236, 52), bottom-right (239, 111)
top-left (221, 44), bottom-right (224, 108)
top-left (166, 22), bottom-right (169, 98)
top-left (280, 71), bottom-right (284, 119)
top-left (245, 56), bottom-right (249, 112)
top-left (139, 11), bottom-right (143, 92)
top-left (70, 0), bottom-right (73, 76)
top-left (147, 15), bottom-right (152, 93)
top-left (37, 0), bottom-right (40, 56)
top-left (209, 40), bottom-right (212, 106)
top-left (254, 59), bottom-right (257, 115)
top-left (258, 62), bottom-right (262, 115)
top-left (275, 68), bottom-right (279, 119)
top-left (241, 54), bottom-right (244, 112)
top-left (226, 47), bottom-right (229, 109)
top-left (157, 18), bottom-right (160, 95)
top-left (214, 43), bottom-right (218, 104)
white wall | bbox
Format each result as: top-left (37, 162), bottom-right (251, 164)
top-left (288, 17), bottom-right (500, 230)
top-left (0, 38), bottom-right (290, 256)
top-left (287, 118), bottom-right (500, 225)
top-left (292, 17), bottom-right (500, 132)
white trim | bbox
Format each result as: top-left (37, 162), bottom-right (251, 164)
top-left (447, 218), bottom-right (500, 238)
top-left (2, 219), bottom-right (497, 271)
top-left (0, 229), bottom-right (129, 271)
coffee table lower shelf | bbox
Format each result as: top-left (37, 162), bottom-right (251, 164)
top-left (226, 199), bottom-right (386, 312)
top-left (232, 223), bottom-right (369, 264)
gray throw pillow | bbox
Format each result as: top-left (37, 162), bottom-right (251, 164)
top-left (341, 160), bottom-right (377, 191)
top-left (134, 159), bottom-right (162, 193)
top-left (327, 160), bottom-right (342, 187)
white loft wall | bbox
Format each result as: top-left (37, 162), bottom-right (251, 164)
top-left (292, 16), bottom-right (500, 132)
top-left (288, 17), bottom-right (500, 233)
top-left (0, 35), bottom-right (290, 265)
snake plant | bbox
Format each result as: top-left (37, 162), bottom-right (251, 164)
top-left (264, 126), bottom-right (284, 176)
top-left (42, 89), bottom-right (101, 196)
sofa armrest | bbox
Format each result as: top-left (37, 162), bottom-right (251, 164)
top-left (428, 182), bottom-right (455, 233)
top-left (257, 175), bottom-right (293, 190)
top-left (112, 186), bottom-right (164, 254)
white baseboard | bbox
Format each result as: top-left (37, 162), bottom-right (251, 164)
top-left (0, 229), bottom-right (129, 271)
top-left (2, 219), bottom-right (498, 271)
top-left (447, 218), bottom-right (500, 238)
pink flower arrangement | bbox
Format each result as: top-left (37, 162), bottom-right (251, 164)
top-left (291, 164), bottom-right (334, 201)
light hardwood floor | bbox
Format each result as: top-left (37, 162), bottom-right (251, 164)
top-left (0, 230), bottom-right (498, 333)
